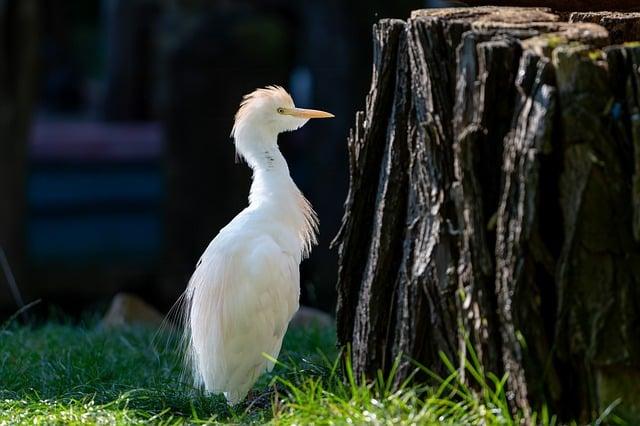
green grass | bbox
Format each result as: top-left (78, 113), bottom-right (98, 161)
top-left (0, 320), bottom-right (336, 424)
top-left (0, 318), bottom-right (619, 425)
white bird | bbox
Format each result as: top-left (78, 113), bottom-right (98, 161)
top-left (181, 85), bottom-right (333, 404)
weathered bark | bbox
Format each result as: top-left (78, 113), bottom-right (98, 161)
top-left (570, 12), bottom-right (640, 44)
top-left (0, 0), bottom-right (38, 311)
top-left (335, 6), bottom-right (640, 422)
top-left (493, 49), bottom-right (558, 419)
top-left (349, 20), bottom-right (411, 375)
top-left (464, 0), bottom-right (639, 12)
top-left (334, 20), bottom-right (405, 349)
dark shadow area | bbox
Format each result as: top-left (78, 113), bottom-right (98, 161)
top-left (0, 0), bottom-right (430, 320)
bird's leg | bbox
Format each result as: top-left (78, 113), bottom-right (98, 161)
top-left (243, 388), bottom-right (271, 412)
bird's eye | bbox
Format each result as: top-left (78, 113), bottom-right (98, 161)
top-left (277, 107), bottom-right (284, 114)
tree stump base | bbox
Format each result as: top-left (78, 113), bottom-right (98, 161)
top-left (334, 7), bottom-right (640, 422)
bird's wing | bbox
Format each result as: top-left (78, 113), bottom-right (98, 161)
top-left (187, 234), bottom-right (299, 402)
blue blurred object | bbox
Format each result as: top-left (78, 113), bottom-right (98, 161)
top-left (611, 102), bottom-right (623, 120)
top-left (290, 67), bottom-right (314, 108)
top-left (424, 0), bottom-right (469, 7)
top-left (27, 120), bottom-right (164, 266)
top-left (29, 214), bottom-right (161, 265)
top-left (29, 170), bottom-right (162, 209)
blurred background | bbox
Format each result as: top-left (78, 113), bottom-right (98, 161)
top-left (0, 0), bottom-right (454, 320)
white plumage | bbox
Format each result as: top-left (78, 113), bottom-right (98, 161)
top-left (181, 86), bottom-right (333, 404)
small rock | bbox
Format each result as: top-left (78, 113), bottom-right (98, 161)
top-left (290, 306), bottom-right (333, 329)
top-left (100, 292), bottom-right (165, 329)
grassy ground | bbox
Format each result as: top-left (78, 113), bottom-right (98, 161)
top-left (0, 319), bottom-right (335, 425)
top-left (0, 317), bottom-right (620, 425)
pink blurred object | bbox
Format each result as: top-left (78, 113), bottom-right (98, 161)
top-left (29, 119), bottom-right (163, 162)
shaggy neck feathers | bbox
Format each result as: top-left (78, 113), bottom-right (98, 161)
top-left (235, 129), bottom-right (318, 259)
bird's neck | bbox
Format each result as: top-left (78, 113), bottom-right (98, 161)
top-left (237, 130), bottom-right (318, 258)
top-left (235, 126), bottom-right (284, 170)
top-left (249, 147), bottom-right (294, 202)
top-left (236, 128), bottom-right (290, 179)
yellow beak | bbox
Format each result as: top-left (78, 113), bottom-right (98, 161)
top-left (281, 107), bottom-right (334, 119)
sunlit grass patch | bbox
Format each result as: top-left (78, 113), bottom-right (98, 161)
top-left (271, 346), bottom-right (535, 426)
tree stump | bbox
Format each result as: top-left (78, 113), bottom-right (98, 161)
top-left (463, 1), bottom-right (639, 13)
top-left (334, 7), bottom-right (640, 422)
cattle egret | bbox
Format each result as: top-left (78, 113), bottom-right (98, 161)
top-left (181, 86), bottom-right (333, 404)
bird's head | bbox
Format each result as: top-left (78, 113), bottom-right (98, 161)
top-left (231, 85), bottom-right (333, 143)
